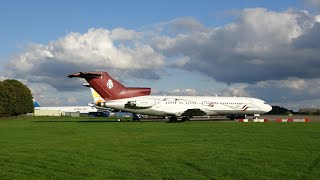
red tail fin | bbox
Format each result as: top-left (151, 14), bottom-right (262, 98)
top-left (68, 72), bottom-right (151, 100)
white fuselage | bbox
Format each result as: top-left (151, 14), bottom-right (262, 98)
top-left (102, 96), bottom-right (272, 116)
top-left (35, 106), bottom-right (99, 114)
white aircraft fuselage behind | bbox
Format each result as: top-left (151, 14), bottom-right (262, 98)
top-left (33, 99), bottom-right (99, 114)
top-left (35, 106), bottom-right (99, 114)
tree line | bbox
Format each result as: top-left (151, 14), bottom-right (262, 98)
top-left (0, 79), bottom-right (34, 117)
top-left (266, 106), bottom-right (294, 115)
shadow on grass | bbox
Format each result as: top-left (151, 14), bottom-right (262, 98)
top-left (165, 119), bottom-right (233, 123)
top-left (32, 120), bottom-right (167, 123)
top-left (32, 118), bottom-right (232, 123)
top-left (32, 120), bottom-right (128, 123)
top-left (166, 120), bottom-right (187, 123)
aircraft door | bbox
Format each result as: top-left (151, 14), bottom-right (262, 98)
top-left (156, 99), bottom-right (161, 108)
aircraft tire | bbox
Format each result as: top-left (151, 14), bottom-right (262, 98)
top-left (182, 116), bottom-right (189, 121)
top-left (169, 116), bottom-right (177, 122)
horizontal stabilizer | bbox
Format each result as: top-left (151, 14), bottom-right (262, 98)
top-left (68, 72), bottom-right (102, 79)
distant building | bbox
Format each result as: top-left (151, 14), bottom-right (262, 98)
top-left (34, 109), bottom-right (80, 117)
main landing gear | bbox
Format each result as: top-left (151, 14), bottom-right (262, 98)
top-left (181, 116), bottom-right (190, 121)
top-left (169, 116), bottom-right (177, 122)
top-left (253, 114), bottom-right (260, 120)
top-left (169, 116), bottom-right (189, 122)
top-left (228, 115), bottom-right (246, 120)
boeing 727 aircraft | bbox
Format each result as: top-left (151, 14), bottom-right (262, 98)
top-left (68, 72), bottom-right (272, 121)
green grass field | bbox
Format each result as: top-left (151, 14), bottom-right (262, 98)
top-left (0, 117), bottom-right (320, 179)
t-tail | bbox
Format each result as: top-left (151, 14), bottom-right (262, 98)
top-left (33, 99), bottom-right (41, 107)
top-left (69, 72), bottom-right (151, 100)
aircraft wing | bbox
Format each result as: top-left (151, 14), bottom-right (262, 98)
top-left (181, 109), bottom-right (207, 116)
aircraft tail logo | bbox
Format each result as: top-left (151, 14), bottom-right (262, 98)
top-left (107, 79), bottom-right (113, 89)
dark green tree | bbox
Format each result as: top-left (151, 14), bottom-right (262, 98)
top-left (0, 81), bottom-right (11, 117)
top-left (266, 105), bottom-right (293, 115)
top-left (0, 82), bottom-right (4, 116)
top-left (0, 79), bottom-right (33, 117)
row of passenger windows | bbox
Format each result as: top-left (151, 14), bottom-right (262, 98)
top-left (165, 102), bottom-right (196, 104)
top-left (202, 102), bottom-right (243, 105)
top-left (164, 101), bottom-right (243, 105)
top-left (220, 102), bottom-right (243, 105)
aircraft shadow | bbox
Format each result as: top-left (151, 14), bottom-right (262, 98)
top-left (32, 120), bottom-right (164, 123)
top-left (32, 120), bottom-right (123, 123)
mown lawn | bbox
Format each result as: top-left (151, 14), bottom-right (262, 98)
top-left (0, 117), bottom-right (319, 179)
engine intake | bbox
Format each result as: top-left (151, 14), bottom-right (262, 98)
top-left (125, 100), bottom-right (155, 109)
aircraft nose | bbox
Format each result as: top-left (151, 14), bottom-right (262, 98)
top-left (265, 104), bottom-right (272, 113)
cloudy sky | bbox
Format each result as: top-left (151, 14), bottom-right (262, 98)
top-left (1, 0), bottom-right (320, 111)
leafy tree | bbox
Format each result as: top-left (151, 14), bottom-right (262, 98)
top-left (0, 81), bottom-right (11, 117)
top-left (0, 79), bottom-right (33, 117)
top-left (0, 82), bottom-right (4, 116)
top-left (266, 106), bottom-right (293, 115)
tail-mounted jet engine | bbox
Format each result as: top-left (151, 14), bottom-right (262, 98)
top-left (125, 100), bottom-right (155, 109)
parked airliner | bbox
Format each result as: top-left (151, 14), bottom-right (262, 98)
top-left (33, 99), bottom-right (99, 114)
top-left (68, 72), bottom-right (272, 121)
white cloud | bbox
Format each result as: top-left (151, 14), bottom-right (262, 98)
top-left (170, 56), bottom-right (190, 67)
top-left (279, 78), bottom-right (307, 90)
top-left (5, 28), bottom-right (165, 90)
top-left (222, 85), bottom-right (250, 97)
top-left (161, 88), bottom-right (198, 96)
top-left (110, 28), bottom-right (140, 40)
top-left (0, 75), bottom-right (7, 81)
top-left (30, 82), bottom-right (92, 106)
top-left (150, 9), bottom-right (320, 84)
top-left (168, 17), bottom-right (206, 33)
top-left (305, 0), bottom-right (320, 8)
top-left (236, 8), bottom-right (304, 44)
top-left (155, 84), bottom-right (251, 98)
top-left (243, 78), bottom-right (320, 103)
top-left (47, 28), bottom-right (164, 69)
